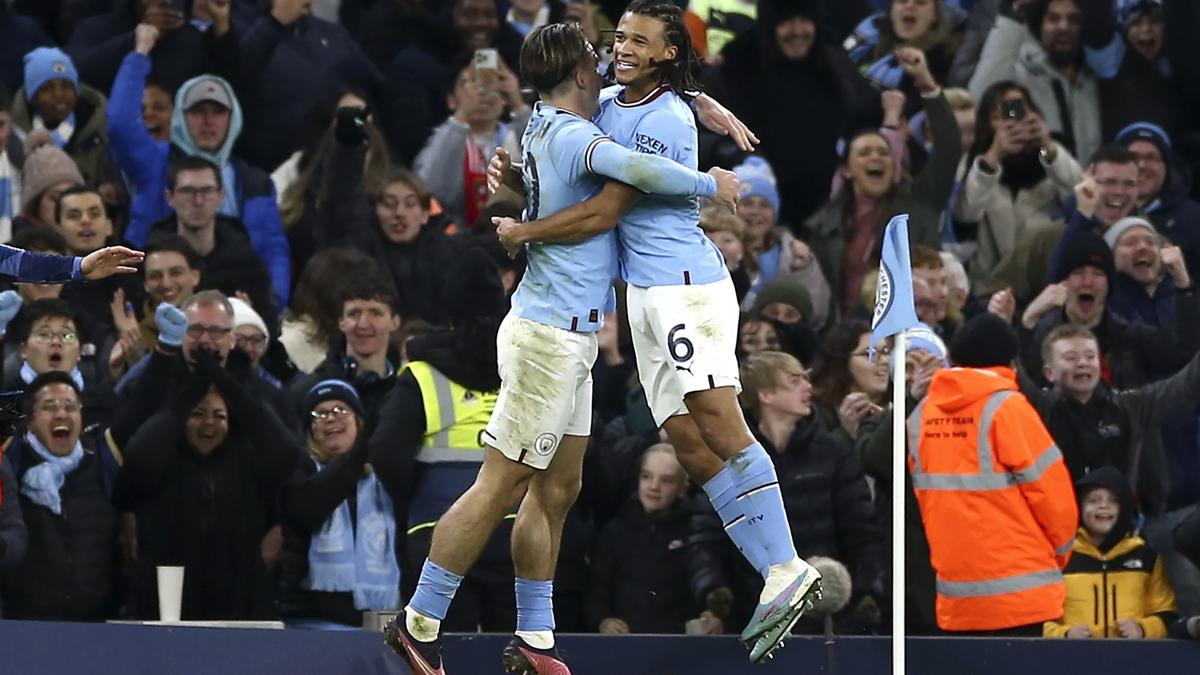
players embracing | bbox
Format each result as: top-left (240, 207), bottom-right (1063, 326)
top-left (494, 0), bottom-right (824, 666)
top-left (385, 13), bottom-right (742, 675)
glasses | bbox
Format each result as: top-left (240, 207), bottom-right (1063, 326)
top-left (235, 334), bottom-right (267, 349)
top-left (186, 324), bottom-right (233, 339)
top-left (37, 399), bottom-right (81, 414)
top-left (311, 406), bottom-right (353, 422)
top-left (29, 330), bottom-right (77, 343)
top-left (175, 186), bottom-right (220, 200)
top-left (851, 347), bottom-right (891, 359)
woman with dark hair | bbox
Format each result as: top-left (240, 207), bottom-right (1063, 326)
top-left (809, 321), bottom-right (890, 443)
top-left (276, 88), bottom-right (394, 274)
top-left (953, 80), bottom-right (1082, 283)
top-left (281, 248), bottom-right (385, 374)
top-left (118, 347), bottom-right (299, 620)
top-left (803, 47), bottom-right (962, 318)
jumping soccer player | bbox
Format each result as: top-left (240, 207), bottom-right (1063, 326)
top-left (493, 0), bottom-right (822, 663)
top-left (385, 22), bottom-right (739, 675)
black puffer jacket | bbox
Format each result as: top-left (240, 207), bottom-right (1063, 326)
top-left (0, 432), bottom-right (117, 620)
top-left (585, 494), bottom-right (723, 634)
top-left (754, 415), bottom-right (884, 603)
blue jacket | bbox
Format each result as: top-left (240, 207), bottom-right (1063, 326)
top-left (106, 52), bottom-right (290, 310)
top-left (0, 245), bottom-right (80, 283)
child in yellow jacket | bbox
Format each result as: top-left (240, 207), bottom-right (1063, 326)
top-left (1045, 467), bottom-right (1177, 639)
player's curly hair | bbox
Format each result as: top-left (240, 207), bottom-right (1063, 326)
top-left (622, 0), bottom-right (703, 100)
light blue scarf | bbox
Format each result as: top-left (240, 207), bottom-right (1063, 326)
top-left (20, 431), bottom-right (84, 515)
top-left (21, 361), bottom-right (84, 391)
top-left (302, 457), bottom-right (400, 611)
top-left (34, 112), bottom-right (76, 149)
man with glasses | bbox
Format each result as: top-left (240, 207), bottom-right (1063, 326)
top-left (111, 289), bottom-right (298, 453)
top-left (148, 155), bottom-right (277, 326)
top-left (2, 299), bottom-right (118, 428)
top-left (1115, 122), bottom-right (1200, 277)
top-left (0, 371), bottom-right (120, 620)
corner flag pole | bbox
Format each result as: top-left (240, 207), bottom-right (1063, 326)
top-left (891, 330), bottom-right (907, 675)
top-left (869, 214), bottom-right (919, 675)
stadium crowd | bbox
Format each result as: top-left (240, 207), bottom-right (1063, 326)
top-left (0, 0), bottom-right (1199, 643)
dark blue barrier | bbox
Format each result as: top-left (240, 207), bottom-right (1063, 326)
top-left (0, 621), bottom-right (1197, 674)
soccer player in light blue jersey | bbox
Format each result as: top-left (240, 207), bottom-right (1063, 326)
top-left (493, 1), bottom-right (823, 663)
top-left (385, 23), bottom-right (740, 675)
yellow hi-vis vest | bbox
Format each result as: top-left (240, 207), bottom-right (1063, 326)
top-left (405, 361), bottom-right (497, 464)
top-left (404, 361), bottom-right (509, 536)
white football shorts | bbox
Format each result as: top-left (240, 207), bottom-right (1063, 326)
top-left (483, 312), bottom-right (598, 470)
top-left (626, 276), bottom-right (741, 426)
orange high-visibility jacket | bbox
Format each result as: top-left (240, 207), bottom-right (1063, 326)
top-left (906, 366), bottom-right (1078, 631)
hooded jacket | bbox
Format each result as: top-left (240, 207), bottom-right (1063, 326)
top-left (1044, 467), bottom-right (1177, 639)
top-left (10, 83), bottom-right (113, 191)
top-left (907, 366), bottom-right (1078, 631)
top-left (705, 0), bottom-right (874, 225)
top-left (107, 53), bottom-right (291, 309)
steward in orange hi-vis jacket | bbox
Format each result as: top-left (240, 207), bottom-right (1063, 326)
top-left (906, 314), bottom-right (1078, 632)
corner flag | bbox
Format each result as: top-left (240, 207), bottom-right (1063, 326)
top-left (870, 214), bottom-right (920, 358)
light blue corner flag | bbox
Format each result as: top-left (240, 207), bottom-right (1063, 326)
top-left (870, 214), bottom-right (920, 360)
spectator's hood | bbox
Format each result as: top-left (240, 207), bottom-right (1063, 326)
top-left (1075, 465), bottom-right (1139, 552)
top-left (170, 74), bottom-right (244, 169)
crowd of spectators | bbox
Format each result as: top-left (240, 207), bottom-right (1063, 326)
top-left (0, 0), bottom-right (1199, 644)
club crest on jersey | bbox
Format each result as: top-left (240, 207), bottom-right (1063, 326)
top-left (872, 260), bottom-right (894, 331)
top-left (534, 433), bottom-right (558, 456)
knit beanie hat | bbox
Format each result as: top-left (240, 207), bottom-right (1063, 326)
top-left (304, 379), bottom-right (365, 429)
top-left (902, 323), bottom-right (948, 364)
top-left (228, 296), bottom-right (269, 338)
top-left (1115, 121), bottom-right (1171, 159)
top-left (1052, 231), bottom-right (1115, 285)
top-left (751, 275), bottom-right (813, 323)
top-left (20, 138), bottom-right (84, 213)
top-left (23, 47), bottom-right (79, 101)
top-left (948, 314), bottom-right (1018, 368)
top-left (1103, 216), bottom-right (1159, 249)
top-left (1116, 0), bottom-right (1163, 33)
top-left (733, 155), bottom-right (781, 214)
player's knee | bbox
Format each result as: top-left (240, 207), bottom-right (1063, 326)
top-left (533, 473), bottom-right (581, 516)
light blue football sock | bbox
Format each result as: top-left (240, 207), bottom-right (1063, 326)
top-left (729, 442), bottom-right (799, 568)
top-left (409, 558), bottom-right (463, 621)
top-left (515, 577), bottom-right (556, 633)
top-left (703, 462), bottom-right (771, 578)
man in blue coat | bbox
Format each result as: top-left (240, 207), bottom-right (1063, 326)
top-left (107, 23), bottom-right (290, 310)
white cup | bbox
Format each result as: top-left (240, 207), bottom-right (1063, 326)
top-left (156, 566), bottom-right (185, 622)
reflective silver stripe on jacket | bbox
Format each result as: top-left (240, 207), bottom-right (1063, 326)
top-left (936, 568), bottom-right (1063, 598)
top-left (415, 366), bottom-right (482, 464)
top-left (908, 390), bottom-right (1061, 491)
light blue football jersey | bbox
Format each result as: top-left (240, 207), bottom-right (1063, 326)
top-left (511, 102), bottom-right (720, 332)
top-left (596, 85), bottom-right (729, 288)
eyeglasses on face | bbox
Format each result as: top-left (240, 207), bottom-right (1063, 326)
top-left (36, 399), bottom-right (81, 414)
top-left (186, 324), bottom-right (233, 339)
top-left (235, 334), bottom-right (267, 348)
top-left (29, 330), bottom-right (77, 343)
top-left (310, 406), bottom-right (353, 421)
top-left (175, 186), bottom-right (220, 200)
